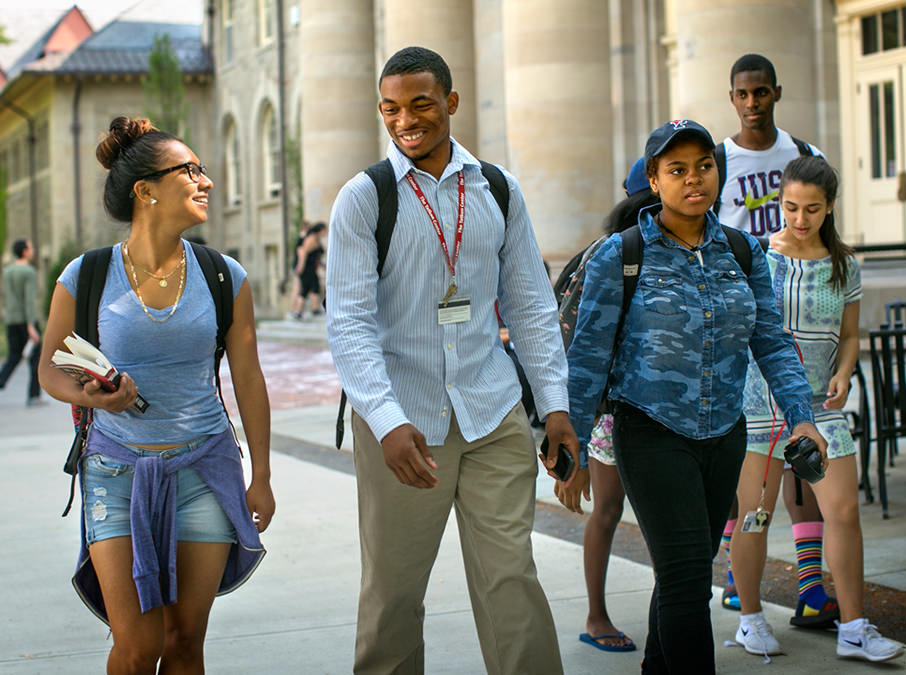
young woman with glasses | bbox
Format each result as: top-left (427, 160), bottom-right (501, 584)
top-left (38, 116), bottom-right (275, 673)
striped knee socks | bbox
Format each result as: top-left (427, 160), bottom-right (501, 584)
top-left (792, 521), bottom-right (829, 609)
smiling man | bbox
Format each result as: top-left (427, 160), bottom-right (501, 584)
top-left (715, 54), bottom-right (821, 236)
top-left (325, 46), bottom-right (578, 674)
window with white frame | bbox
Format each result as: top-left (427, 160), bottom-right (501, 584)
top-left (257, 0), bottom-right (275, 46)
top-left (225, 117), bottom-right (242, 205)
top-left (262, 103), bottom-right (281, 197)
top-left (222, 0), bottom-right (235, 63)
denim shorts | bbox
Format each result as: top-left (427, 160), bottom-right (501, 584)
top-left (80, 435), bottom-right (237, 545)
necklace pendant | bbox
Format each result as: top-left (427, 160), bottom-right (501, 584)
top-left (159, 279), bottom-right (168, 288)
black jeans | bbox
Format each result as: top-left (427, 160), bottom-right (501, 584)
top-left (0, 322), bottom-right (41, 399)
top-left (612, 403), bottom-right (746, 675)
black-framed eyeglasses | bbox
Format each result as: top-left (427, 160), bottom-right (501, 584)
top-left (138, 162), bottom-right (208, 183)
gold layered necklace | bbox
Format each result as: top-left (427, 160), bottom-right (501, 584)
top-left (123, 243), bottom-right (186, 323)
top-left (123, 242), bottom-right (184, 287)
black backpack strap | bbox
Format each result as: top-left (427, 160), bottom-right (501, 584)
top-left (190, 242), bottom-right (233, 365)
top-left (791, 136), bottom-right (814, 157)
top-left (479, 160), bottom-right (510, 223)
top-left (64, 247), bottom-right (112, 516)
top-left (721, 225), bottom-right (753, 276)
top-left (620, 225), bottom-right (642, 316)
top-left (342, 159), bottom-right (398, 449)
top-left (364, 158), bottom-right (398, 278)
top-left (190, 242), bottom-right (235, 428)
top-left (593, 224), bottom-right (642, 412)
top-left (75, 247), bottom-right (113, 347)
top-left (713, 142), bottom-right (727, 217)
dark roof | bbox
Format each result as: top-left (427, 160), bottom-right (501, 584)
top-left (41, 21), bottom-right (211, 76)
top-left (5, 9), bottom-right (73, 81)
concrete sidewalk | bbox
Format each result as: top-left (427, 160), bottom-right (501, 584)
top-left (1, 363), bottom-right (903, 673)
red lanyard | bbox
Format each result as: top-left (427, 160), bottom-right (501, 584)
top-left (761, 339), bottom-right (805, 488)
top-left (405, 170), bottom-right (465, 282)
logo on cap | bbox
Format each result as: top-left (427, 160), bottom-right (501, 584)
top-left (670, 120), bottom-right (689, 130)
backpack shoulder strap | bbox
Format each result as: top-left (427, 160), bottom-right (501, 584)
top-left (65, 246), bottom-right (112, 514)
top-left (75, 247), bottom-right (113, 347)
top-left (791, 136), bottom-right (814, 157)
top-left (713, 141), bottom-right (727, 217)
top-left (190, 242), bottom-right (237, 438)
top-left (364, 158), bottom-right (398, 278)
top-left (620, 225), bottom-right (642, 314)
top-left (479, 160), bottom-right (510, 223)
top-left (189, 242), bottom-right (233, 364)
top-left (720, 225), bottom-right (754, 276)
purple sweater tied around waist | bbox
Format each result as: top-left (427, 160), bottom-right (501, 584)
top-left (73, 427), bottom-right (265, 624)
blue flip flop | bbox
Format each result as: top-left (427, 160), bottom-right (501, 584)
top-left (579, 632), bottom-right (637, 652)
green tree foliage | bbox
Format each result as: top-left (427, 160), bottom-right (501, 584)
top-left (143, 34), bottom-right (189, 139)
top-left (43, 239), bottom-right (81, 317)
top-left (285, 126), bottom-right (304, 240)
top-left (0, 165), bottom-right (7, 268)
top-left (0, 24), bottom-right (11, 45)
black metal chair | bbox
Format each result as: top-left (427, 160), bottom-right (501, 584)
top-left (846, 361), bottom-right (873, 503)
top-left (868, 325), bottom-right (906, 519)
top-left (885, 300), bottom-right (906, 326)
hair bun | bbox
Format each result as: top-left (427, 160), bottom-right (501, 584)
top-left (95, 116), bottom-right (158, 169)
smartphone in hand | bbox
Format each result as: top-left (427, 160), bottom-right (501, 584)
top-left (539, 436), bottom-right (575, 482)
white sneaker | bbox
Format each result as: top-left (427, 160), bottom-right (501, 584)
top-left (736, 614), bottom-right (782, 657)
top-left (837, 619), bottom-right (904, 662)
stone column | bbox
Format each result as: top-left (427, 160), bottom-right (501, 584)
top-left (609, 0), bottom-right (669, 196)
top-left (474, 0), bottom-right (507, 165)
top-left (300, 0), bottom-right (377, 223)
top-left (377, 0), bottom-right (477, 154)
top-left (502, 0), bottom-right (611, 258)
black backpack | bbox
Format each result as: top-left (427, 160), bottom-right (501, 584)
top-left (712, 136), bottom-right (813, 216)
top-left (61, 242), bottom-right (234, 515)
top-left (333, 158), bottom-right (510, 448)
top-left (555, 222), bottom-right (759, 412)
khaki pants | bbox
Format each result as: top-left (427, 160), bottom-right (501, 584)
top-left (352, 403), bottom-right (563, 675)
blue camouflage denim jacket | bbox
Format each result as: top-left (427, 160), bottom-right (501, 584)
top-left (567, 207), bottom-right (814, 467)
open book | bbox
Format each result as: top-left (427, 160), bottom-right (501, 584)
top-left (51, 333), bottom-right (150, 414)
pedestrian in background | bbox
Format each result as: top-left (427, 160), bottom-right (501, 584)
top-left (0, 238), bottom-right (44, 405)
top-left (562, 157), bottom-right (658, 655)
top-left (296, 222), bottom-right (326, 318)
top-left (327, 46), bottom-right (579, 674)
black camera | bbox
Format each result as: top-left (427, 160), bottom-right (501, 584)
top-left (783, 437), bottom-right (825, 484)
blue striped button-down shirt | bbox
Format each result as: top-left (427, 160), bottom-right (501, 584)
top-left (326, 140), bottom-right (568, 445)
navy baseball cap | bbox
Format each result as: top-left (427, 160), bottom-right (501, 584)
top-left (644, 120), bottom-right (715, 162)
top-left (624, 157), bottom-right (649, 196)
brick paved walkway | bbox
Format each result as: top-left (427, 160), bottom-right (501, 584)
top-left (220, 342), bottom-right (341, 416)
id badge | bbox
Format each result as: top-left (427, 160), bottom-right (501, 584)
top-left (438, 297), bottom-right (471, 324)
top-left (741, 507), bottom-right (770, 533)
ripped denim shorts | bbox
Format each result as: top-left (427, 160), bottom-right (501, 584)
top-left (80, 435), bottom-right (237, 546)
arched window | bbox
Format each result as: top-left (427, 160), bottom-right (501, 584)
top-left (257, 0), bottom-right (274, 46)
top-left (224, 116), bottom-right (241, 205)
top-left (261, 103), bottom-right (281, 197)
top-left (222, 0), bottom-right (235, 64)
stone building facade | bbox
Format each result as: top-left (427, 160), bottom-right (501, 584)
top-left (0, 6), bottom-right (213, 297)
top-left (3, 1), bottom-right (904, 316)
top-left (211, 0), bottom-right (906, 317)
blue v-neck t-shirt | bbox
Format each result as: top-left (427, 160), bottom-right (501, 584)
top-left (57, 241), bottom-right (246, 446)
